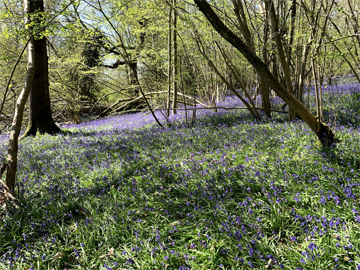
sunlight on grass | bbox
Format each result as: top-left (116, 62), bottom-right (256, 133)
top-left (1, 83), bottom-right (360, 269)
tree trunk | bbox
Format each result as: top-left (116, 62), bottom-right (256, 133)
top-left (166, 3), bottom-right (172, 117)
top-left (265, 0), bottom-right (294, 120)
top-left (79, 36), bottom-right (101, 103)
top-left (23, 0), bottom-right (60, 136)
top-left (6, 1), bottom-right (36, 192)
top-left (312, 59), bottom-right (322, 123)
top-left (130, 18), bottom-right (148, 98)
top-left (259, 76), bottom-right (271, 117)
top-left (193, 0), bottom-right (336, 146)
top-left (171, 0), bottom-right (178, 115)
top-left (232, 0), bottom-right (271, 117)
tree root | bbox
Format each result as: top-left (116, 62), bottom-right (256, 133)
top-left (317, 122), bottom-right (339, 148)
top-left (0, 163), bottom-right (18, 210)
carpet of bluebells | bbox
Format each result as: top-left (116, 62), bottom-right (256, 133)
top-left (1, 83), bottom-right (360, 269)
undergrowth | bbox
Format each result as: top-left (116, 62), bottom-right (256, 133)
top-left (1, 84), bottom-right (360, 269)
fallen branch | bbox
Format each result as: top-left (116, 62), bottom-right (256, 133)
top-left (98, 91), bottom-right (168, 117)
top-left (176, 92), bottom-right (209, 108)
top-left (161, 107), bottom-right (288, 113)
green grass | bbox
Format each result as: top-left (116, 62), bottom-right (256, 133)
top-left (1, 87), bottom-right (360, 269)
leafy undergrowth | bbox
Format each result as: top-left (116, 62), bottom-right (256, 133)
top-left (1, 84), bottom-right (360, 269)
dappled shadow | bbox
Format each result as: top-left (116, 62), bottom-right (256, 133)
top-left (320, 146), bottom-right (360, 172)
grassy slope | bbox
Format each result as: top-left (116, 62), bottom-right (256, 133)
top-left (1, 84), bottom-right (360, 269)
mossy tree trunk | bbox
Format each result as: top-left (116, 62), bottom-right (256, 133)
top-left (23, 0), bottom-right (60, 136)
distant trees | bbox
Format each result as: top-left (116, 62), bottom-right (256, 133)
top-left (2, 0), bottom-right (360, 145)
top-left (193, 0), bottom-right (336, 145)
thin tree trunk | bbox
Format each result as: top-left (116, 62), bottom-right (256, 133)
top-left (233, 0), bottom-right (271, 117)
top-left (6, 1), bottom-right (35, 192)
top-left (166, 3), bottom-right (172, 117)
top-left (180, 56), bottom-right (189, 125)
top-left (258, 1), bottom-right (271, 117)
top-left (132, 18), bottom-right (148, 98)
top-left (191, 30), bottom-right (260, 120)
top-left (265, 0), bottom-right (293, 95)
top-left (215, 41), bottom-right (260, 118)
top-left (265, 0), bottom-right (295, 120)
top-left (171, 0), bottom-right (178, 115)
top-left (311, 58), bottom-right (321, 130)
top-left (318, 65), bottom-right (323, 122)
top-left (307, 71), bottom-right (312, 109)
top-left (259, 76), bottom-right (271, 117)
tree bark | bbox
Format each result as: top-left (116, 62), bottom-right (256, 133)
top-left (79, 35), bottom-right (102, 102)
top-left (5, 1), bottom-right (36, 192)
top-left (233, 0), bottom-right (271, 117)
top-left (129, 18), bottom-right (148, 98)
top-left (264, 0), bottom-right (294, 119)
top-left (171, 0), bottom-right (178, 115)
top-left (193, 0), bottom-right (336, 146)
top-left (23, 0), bottom-right (60, 136)
top-left (166, 3), bottom-right (172, 117)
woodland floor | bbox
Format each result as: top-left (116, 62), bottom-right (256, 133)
top-left (1, 83), bottom-right (360, 269)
